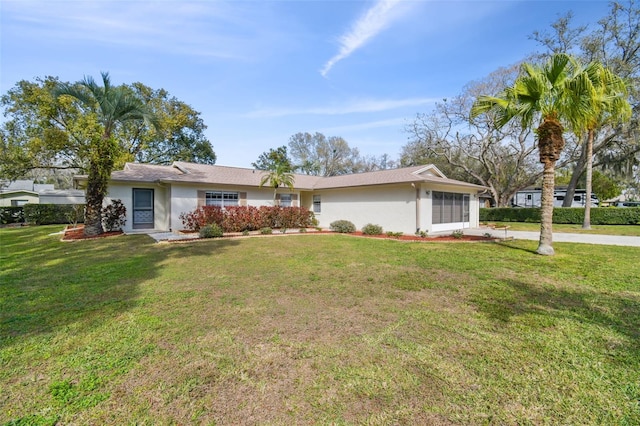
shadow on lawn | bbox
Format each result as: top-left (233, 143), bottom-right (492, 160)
top-left (470, 277), bottom-right (640, 353)
top-left (0, 226), bottom-right (240, 346)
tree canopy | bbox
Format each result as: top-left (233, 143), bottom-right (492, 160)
top-left (53, 72), bottom-right (158, 236)
top-left (287, 132), bottom-right (393, 176)
top-left (0, 75), bottom-right (216, 183)
top-left (531, 1), bottom-right (640, 202)
top-left (403, 65), bottom-right (540, 207)
top-left (252, 146), bottom-right (293, 172)
top-left (471, 53), bottom-right (629, 255)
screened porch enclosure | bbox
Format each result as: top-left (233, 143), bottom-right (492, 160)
top-left (431, 191), bottom-right (470, 232)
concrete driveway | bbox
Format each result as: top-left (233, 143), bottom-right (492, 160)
top-left (464, 227), bottom-right (640, 247)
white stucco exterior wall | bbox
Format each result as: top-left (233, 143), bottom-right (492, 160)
top-left (315, 184), bottom-right (419, 234)
top-left (315, 183), bottom-right (481, 235)
top-left (107, 183), bottom-right (169, 233)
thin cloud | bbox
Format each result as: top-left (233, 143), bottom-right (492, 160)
top-left (2, 1), bottom-right (281, 60)
top-left (247, 97), bottom-right (438, 118)
top-left (319, 117), bottom-right (408, 133)
top-left (321, 0), bottom-right (406, 77)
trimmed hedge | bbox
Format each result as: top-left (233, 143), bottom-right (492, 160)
top-left (179, 205), bottom-right (315, 232)
top-left (0, 207), bottom-right (25, 224)
top-left (23, 204), bottom-right (85, 225)
top-left (480, 207), bottom-right (640, 225)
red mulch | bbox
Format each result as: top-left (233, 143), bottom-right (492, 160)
top-left (61, 225), bottom-right (123, 241)
top-left (61, 226), bottom-right (493, 243)
top-left (348, 231), bottom-right (493, 242)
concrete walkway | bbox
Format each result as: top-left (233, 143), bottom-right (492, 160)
top-left (464, 227), bottom-right (640, 247)
top-left (135, 231), bottom-right (200, 242)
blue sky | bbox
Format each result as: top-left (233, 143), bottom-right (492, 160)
top-left (1, 0), bottom-right (610, 168)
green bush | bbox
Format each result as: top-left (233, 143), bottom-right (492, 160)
top-left (199, 223), bottom-right (224, 238)
top-left (362, 223), bottom-right (383, 235)
top-left (260, 227), bottom-right (273, 235)
top-left (23, 204), bottom-right (86, 225)
top-left (480, 207), bottom-right (541, 223)
top-left (480, 207), bottom-right (640, 225)
top-left (330, 220), bottom-right (356, 233)
top-left (0, 206), bottom-right (25, 224)
top-left (101, 199), bottom-right (126, 231)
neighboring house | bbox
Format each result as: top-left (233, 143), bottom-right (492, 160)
top-left (0, 189), bottom-right (39, 207)
top-left (74, 161), bottom-right (488, 235)
top-left (38, 189), bottom-right (86, 205)
top-left (0, 180), bottom-right (85, 206)
top-left (0, 180), bottom-right (52, 206)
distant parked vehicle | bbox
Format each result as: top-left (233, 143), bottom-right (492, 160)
top-left (511, 188), bottom-right (598, 208)
top-left (614, 201), bottom-right (640, 207)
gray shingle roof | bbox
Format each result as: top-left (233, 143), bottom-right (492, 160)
top-left (105, 162), bottom-right (487, 191)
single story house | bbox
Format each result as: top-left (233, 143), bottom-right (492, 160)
top-left (75, 161), bottom-right (488, 235)
top-left (0, 180), bottom-right (53, 206)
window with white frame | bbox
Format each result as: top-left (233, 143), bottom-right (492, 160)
top-left (205, 191), bottom-right (239, 208)
top-left (279, 194), bottom-right (292, 207)
top-left (313, 195), bottom-right (321, 213)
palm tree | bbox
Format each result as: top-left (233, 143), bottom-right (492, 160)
top-left (571, 63), bottom-right (631, 229)
top-left (471, 54), bottom-right (595, 255)
top-left (55, 72), bottom-right (157, 236)
top-left (259, 163), bottom-right (295, 205)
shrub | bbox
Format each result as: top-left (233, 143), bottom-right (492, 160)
top-left (101, 199), bottom-right (126, 231)
top-left (330, 220), bottom-right (356, 233)
top-left (66, 204), bottom-right (84, 227)
top-left (260, 227), bottom-right (273, 235)
top-left (451, 229), bottom-right (464, 239)
top-left (199, 223), bottom-right (223, 238)
top-left (362, 223), bottom-right (383, 235)
top-left (0, 206), bottom-right (25, 224)
top-left (180, 206), bottom-right (315, 232)
top-left (23, 204), bottom-right (86, 225)
top-left (279, 207), bottom-right (315, 229)
top-left (415, 230), bottom-right (428, 238)
top-left (386, 231), bottom-right (403, 238)
top-left (223, 206), bottom-right (261, 232)
top-left (180, 206), bottom-right (224, 231)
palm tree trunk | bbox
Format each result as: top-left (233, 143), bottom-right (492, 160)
top-left (83, 163), bottom-right (106, 237)
top-left (582, 130), bottom-right (594, 229)
top-left (83, 135), bottom-right (115, 237)
top-left (537, 159), bottom-right (556, 255)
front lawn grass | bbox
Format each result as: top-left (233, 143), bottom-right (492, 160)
top-left (1, 225), bottom-right (639, 424)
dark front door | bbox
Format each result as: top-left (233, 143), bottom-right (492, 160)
top-left (133, 188), bottom-right (154, 229)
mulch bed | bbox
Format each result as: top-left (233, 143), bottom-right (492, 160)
top-left (61, 226), bottom-right (494, 243)
top-left (348, 231), bottom-right (494, 242)
top-left (61, 225), bottom-right (123, 241)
